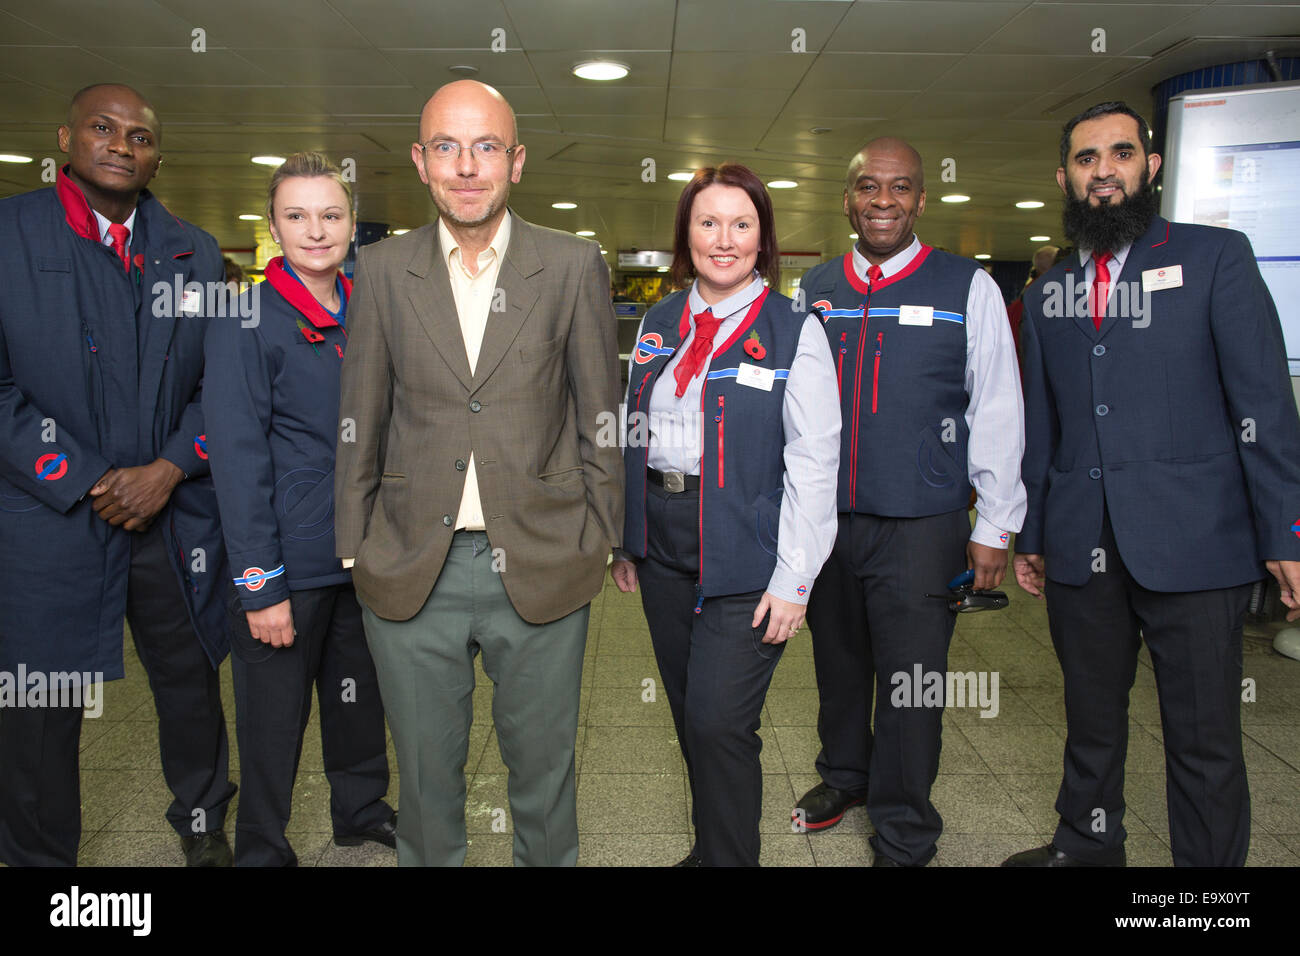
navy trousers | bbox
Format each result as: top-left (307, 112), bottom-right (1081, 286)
top-left (227, 582), bottom-right (392, 866)
top-left (0, 521), bottom-right (234, 865)
top-left (1046, 512), bottom-right (1252, 866)
top-left (805, 509), bottom-right (968, 866)
top-left (637, 480), bottom-right (784, 867)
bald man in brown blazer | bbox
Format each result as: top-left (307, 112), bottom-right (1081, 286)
top-left (335, 80), bottom-right (623, 866)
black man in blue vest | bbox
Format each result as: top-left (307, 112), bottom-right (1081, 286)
top-left (612, 164), bottom-right (840, 866)
top-left (794, 138), bottom-right (1026, 866)
top-left (1004, 102), bottom-right (1300, 867)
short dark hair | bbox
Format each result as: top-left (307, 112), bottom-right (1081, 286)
top-left (1059, 101), bottom-right (1152, 168)
top-left (669, 163), bottom-right (780, 291)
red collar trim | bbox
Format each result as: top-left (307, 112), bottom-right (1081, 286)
top-left (263, 256), bottom-right (351, 329)
top-left (714, 287), bottom-right (769, 355)
top-left (674, 286), bottom-right (770, 353)
top-left (842, 244), bottom-right (932, 294)
top-left (55, 166), bottom-right (103, 241)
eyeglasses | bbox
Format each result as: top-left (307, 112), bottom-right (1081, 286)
top-left (417, 140), bottom-right (519, 164)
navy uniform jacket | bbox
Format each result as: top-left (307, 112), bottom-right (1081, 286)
top-left (0, 169), bottom-right (229, 678)
top-left (1019, 215), bottom-right (1300, 591)
top-left (203, 257), bottom-right (352, 611)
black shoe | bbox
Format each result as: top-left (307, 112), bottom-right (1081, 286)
top-left (872, 851), bottom-right (903, 867)
top-left (792, 781), bottom-right (866, 831)
top-left (673, 853), bottom-right (702, 867)
top-left (1001, 842), bottom-right (1125, 867)
top-left (334, 811), bottom-right (397, 849)
top-left (181, 831), bottom-right (232, 867)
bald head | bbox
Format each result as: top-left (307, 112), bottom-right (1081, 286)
top-left (68, 83), bottom-right (160, 143)
top-left (411, 79), bottom-right (525, 235)
top-left (1032, 244), bottom-right (1061, 275)
top-left (846, 137), bottom-right (924, 191)
top-left (417, 79), bottom-right (517, 147)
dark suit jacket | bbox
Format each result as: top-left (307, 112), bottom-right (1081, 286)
top-left (1018, 215), bottom-right (1300, 591)
top-left (334, 211), bottom-right (624, 622)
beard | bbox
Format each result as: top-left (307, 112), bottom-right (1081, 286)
top-left (1061, 169), bottom-right (1159, 253)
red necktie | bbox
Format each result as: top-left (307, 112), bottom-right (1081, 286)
top-left (673, 308), bottom-right (724, 398)
top-left (1090, 251), bottom-right (1112, 330)
top-left (107, 223), bottom-right (130, 272)
top-left (866, 264), bottom-right (883, 287)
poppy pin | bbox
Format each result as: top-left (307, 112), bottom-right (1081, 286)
top-left (743, 330), bottom-right (766, 361)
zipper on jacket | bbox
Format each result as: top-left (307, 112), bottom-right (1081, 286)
top-left (81, 322), bottom-right (103, 442)
top-left (715, 395), bottom-right (725, 489)
top-left (872, 332), bottom-right (883, 414)
top-left (696, 376), bottom-right (711, 612)
top-left (634, 370), bottom-right (653, 552)
top-left (836, 331), bottom-right (847, 395)
top-left (848, 304), bottom-right (869, 510)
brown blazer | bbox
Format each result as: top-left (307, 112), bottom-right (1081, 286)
top-left (334, 212), bottom-right (624, 623)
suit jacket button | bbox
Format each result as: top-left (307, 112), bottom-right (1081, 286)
top-left (455, 459), bottom-right (466, 471)
top-left (1096, 403), bottom-right (1109, 416)
top-left (1093, 344), bottom-right (1106, 356)
top-left (470, 400), bottom-right (482, 413)
top-left (1089, 467), bottom-right (1102, 479)
top-left (442, 514), bottom-right (453, 526)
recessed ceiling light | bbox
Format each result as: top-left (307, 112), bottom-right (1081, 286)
top-left (849, 233), bottom-right (859, 240)
top-left (238, 214), bottom-right (262, 221)
top-left (552, 202), bottom-right (577, 210)
top-left (809, 127), bottom-right (833, 135)
top-left (448, 65), bottom-right (479, 77)
top-left (572, 60), bottom-right (628, 81)
top-left (251, 155), bottom-right (286, 167)
top-left (577, 230), bottom-right (595, 236)
top-left (392, 228), bottom-right (410, 235)
top-left (975, 254), bottom-right (992, 260)
top-left (0, 153), bottom-right (33, 163)
top-left (668, 172), bottom-right (693, 182)
top-left (940, 194), bottom-right (970, 203)
top-left (1015, 200), bottom-right (1045, 209)
top-left (656, 266), bottom-right (669, 273)
top-left (767, 180), bottom-right (797, 189)
top-left (1030, 235), bottom-right (1051, 242)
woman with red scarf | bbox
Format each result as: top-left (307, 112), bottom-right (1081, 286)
top-left (612, 164), bottom-right (840, 866)
top-left (203, 152), bottom-right (394, 866)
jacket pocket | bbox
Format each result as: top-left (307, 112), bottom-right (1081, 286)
top-left (519, 336), bottom-right (564, 363)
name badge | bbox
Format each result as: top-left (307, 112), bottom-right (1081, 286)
top-left (181, 289), bottom-right (203, 314)
top-left (1142, 265), bottom-right (1183, 292)
top-left (898, 304), bottom-right (933, 326)
top-left (736, 362), bottom-right (775, 391)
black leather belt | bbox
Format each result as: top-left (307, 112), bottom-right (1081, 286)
top-left (647, 468), bottom-right (700, 493)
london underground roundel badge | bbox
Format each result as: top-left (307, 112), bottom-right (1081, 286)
top-left (35, 452), bottom-right (68, 481)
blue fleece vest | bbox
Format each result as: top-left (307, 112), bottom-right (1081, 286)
top-left (801, 247), bottom-right (977, 516)
top-left (623, 287), bottom-right (802, 602)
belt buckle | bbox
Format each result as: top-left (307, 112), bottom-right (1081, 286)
top-left (663, 471), bottom-right (686, 494)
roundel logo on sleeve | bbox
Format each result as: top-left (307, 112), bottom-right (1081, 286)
top-left (194, 435), bottom-right (208, 460)
top-left (235, 565), bottom-right (284, 592)
top-left (999, 531), bottom-right (1009, 545)
top-left (796, 584), bottom-right (808, 597)
top-left (811, 300), bottom-right (833, 320)
top-left (1292, 517), bottom-right (1300, 539)
top-left (634, 332), bottom-right (672, 365)
top-left (35, 453), bottom-right (68, 481)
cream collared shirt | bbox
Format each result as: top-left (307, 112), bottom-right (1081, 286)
top-left (438, 213), bottom-right (512, 531)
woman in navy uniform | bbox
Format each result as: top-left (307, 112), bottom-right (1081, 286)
top-left (611, 164), bottom-right (840, 866)
top-left (203, 152), bottom-right (394, 866)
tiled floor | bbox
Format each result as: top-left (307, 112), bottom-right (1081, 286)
top-left (65, 562), bottom-right (1300, 866)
